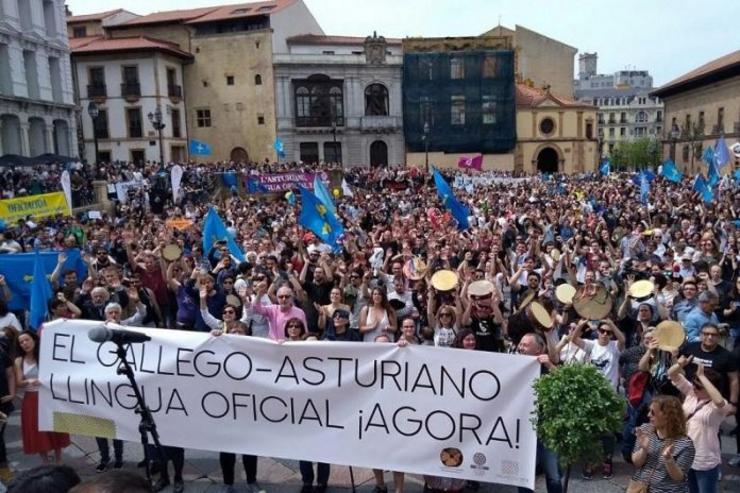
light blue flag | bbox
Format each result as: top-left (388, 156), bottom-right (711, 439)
top-left (273, 138), bottom-right (286, 159)
top-left (734, 169), bottom-right (740, 182)
top-left (285, 190), bottom-right (296, 205)
top-left (660, 159), bottom-right (683, 183)
top-left (702, 146), bottom-right (715, 167)
top-left (708, 159), bottom-right (720, 187)
top-left (29, 251), bottom-right (52, 330)
top-left (313, 175), bottom-right (337, 216)
top-left (714, 135), bottom-right (730, 169)
top-left (639, 172), bottom-right (650, 205)
top-left (298, 186), bottom-right (344, 252)
top-left (202, 207), bottom-right (244, 261)
top-left (189, 139), bottom-right (212, 156)
top-left (433, 168), bottom-right (470, 230)
top-left (693, 175), bottom-right (714, 203)
top-left (0, 249), bottom-right (86, 312)
top-left (599, 160), bottom-right (610, 176)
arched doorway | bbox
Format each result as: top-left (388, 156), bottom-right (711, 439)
top-left (230, 147), bottom-right (248, 163)
top-left (53, 120), bottom-right (70, 156)
top-left (536, 147), bottom-right (559, 173)
top-left (28, 117), bottom-right (47, 156)
top-left (370, 140), bottom-right (388, 167)
top-left (0, 114), bottom-right (22, 155)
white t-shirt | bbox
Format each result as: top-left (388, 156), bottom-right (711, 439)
top-left (582, 339), bottom-right (621, 390)
top-left (0, 312), bottom-right (22, 332)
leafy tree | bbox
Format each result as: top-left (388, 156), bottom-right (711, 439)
top-left (531, 364), bottom-right (626, 493)
top-left (610, 137), bottom-right (662, 170)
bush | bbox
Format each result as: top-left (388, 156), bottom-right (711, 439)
top-left (531, 363), bottom-right (626, 466)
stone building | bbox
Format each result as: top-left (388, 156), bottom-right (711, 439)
top-left (70, 36), bottom-right (193, 164)
top-left (273, 32), bottom-right (404, 166)
top-left (574, 53), bottom-right (664, 157)
top-left (651, 49), bottom-right (740, 174)
top-left (515, 83), bottom-right (599, 174)
top-left (0, 0), bottom-right (77, 157)
top-left (104, 0), bottom-right (323, 163)
top-left (482, 24), bottom-right (578, 98)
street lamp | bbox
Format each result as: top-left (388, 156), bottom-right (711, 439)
top-left (87, 101), bottom-right (99, 164)
top-left (670, 123), bottom-right (680, 163)
top-left (147, 106), bottom-right (166, 165)
top-left (423, 121), bottom-right (430, 173)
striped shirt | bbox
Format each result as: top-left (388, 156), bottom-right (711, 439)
top-left (632, 431), bottom-right (695, 493)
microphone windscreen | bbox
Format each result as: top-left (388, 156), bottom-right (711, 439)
top-left (88, 326), bottom-right (111, 343)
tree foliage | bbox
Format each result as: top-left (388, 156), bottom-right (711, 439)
top-left (531, 364), bottom-right (626, 466)
top-left (610, 137), bottom-right (662, 170)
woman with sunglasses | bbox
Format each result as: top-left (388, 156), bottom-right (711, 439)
top-left (284, 318), bottom-right (307, 341)
top-left (668, 356), bottom-right (731, 493)
top-left (630, 395), bottom-right (694, 493)
top-left (199, 287), bottom-right (244, 333)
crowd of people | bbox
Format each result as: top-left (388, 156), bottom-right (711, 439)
top-left (0, 158), bottom-right (738, 493)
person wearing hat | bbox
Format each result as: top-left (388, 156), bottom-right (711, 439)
top-left (677, 253), bottom-right (697, 280)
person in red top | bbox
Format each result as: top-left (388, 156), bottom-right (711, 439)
top-left (125, 245), bottom-right (168, 327)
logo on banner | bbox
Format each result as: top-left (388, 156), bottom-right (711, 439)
top-left (440, 447), bottom-right (464, 468)
top-left (470, 452), bottom-right (489, 475)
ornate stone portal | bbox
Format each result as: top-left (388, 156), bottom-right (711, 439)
top-left (364, 31), bottom-right (387, 65)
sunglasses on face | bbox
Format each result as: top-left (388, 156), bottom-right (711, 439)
top-left (701, 332), bottom-right (719, 338)
top-left (598, 329), bottom-right (612, 335)
top-left (277, 294), bottom-right (292, 299)
top-left (223, 310), bottom-right (235, 315)
top-left (287, 324), bottom-right (302, 329)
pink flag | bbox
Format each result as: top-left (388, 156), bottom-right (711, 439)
top-left (457, 154), bottom-right (483, 171)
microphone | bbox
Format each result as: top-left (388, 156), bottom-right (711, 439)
top-left (88, 326), bottom-right (151, 345)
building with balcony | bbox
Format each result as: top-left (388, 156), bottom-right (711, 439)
top-left (0, 0), bottom-right (77, 157)
top-left (574, 53), bottom-right (663, 157)
top-left (651, 49), bottom-right (740, 174)
top-left (274, 32), bottom-right (404, 166)
top-left (70, 35), bottom-right (193, 164)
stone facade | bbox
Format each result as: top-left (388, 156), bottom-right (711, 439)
top-left (651, 50), bottom-right (740, 174)
top-left (274, 33), bottom-right (404, 166)
top-left (0, 0), bottom-right (77, 157)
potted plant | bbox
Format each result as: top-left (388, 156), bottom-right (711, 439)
top-left (532, 363), bottom-right (626, 493)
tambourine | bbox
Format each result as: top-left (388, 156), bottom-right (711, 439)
top-left (468, 280), bottom-right (494, 297)
top-left (629, 280), bottom-right (654, 301)
top-left (573, 285), bottom-right (613, 320)
top-left (653, 321), bottom-right (685, 351)
top-left (162, 244), bottom-right (182, 261)
top-left (431, 270), bottom-right (458, 292)
top-left (226, 294), bottom-right (242, 308)
top-left (403, 256), bottom-right (427, 281)
top-left (555, 284), bottom-right (576, 304)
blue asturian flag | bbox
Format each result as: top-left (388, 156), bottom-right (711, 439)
top-left (222, 172), bottom-right (238, 189)
top-left (285, 190), bottom-right (296, 205)
top-left (0, 249), bottom-right (86, 312)
top-left (189, 139), bottom-right (212, 156)
top-left (29, 250), bottom-right (53, 330)
top-left (702, 146), bottom-right (715, 167)
top-left (432, 168), bottom-right (470, 230)
top-left (631, 170), bottom-right (655, 185)
top-left (273, 138), bottom-right (286, 159)
top-left (693, 175), bottom-right (714, 203)
top-left (202, 207), bottom-right (244, 261)
top-left (599, 160), bottom-right (610, 176)
top-left (660, 159), bottom-right (683, 183)
top-left (714, 135), bottom-right (730, 169)
top-left (298, 186), bottom-right (344, 251)
top-left (313, 175), bottom-right (337, 216)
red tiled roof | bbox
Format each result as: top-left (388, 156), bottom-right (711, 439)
top-left (67, 9), bottom-right (124, 24)
top-left (652, 50), bottom-right (740, 97)
top-left (287, 34), bottom-right (402, 46)
top-left (185, 0), bottom-right (296, 24)
top-left (121, 6), bottom-right (220, 26)
top-left (69, 36), bottom-right (101, 50)
top-left (71, 36), bottom-right (193, 59)
top-left (121, 0), bottom-right (294, 27)
top-left (516, 83), bottom-right (592, 108)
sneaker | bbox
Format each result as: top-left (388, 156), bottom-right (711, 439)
top-left (602, 461), bottom-right (613, 479)
top-left (96, 459), bottom-right (110, 473)
top-left (581, 465), bottom-right (593, 480)
top-left (373, 486), bottom-right (388, 493)
top-left (248, 481), bottom-right (267, 493)
top-left (729, 455), bottom-right (740, 467)
top-left (300, 484), bottom-right (313, 493)
top-left (314, 484), bottom-right (327, 493)
top-left (153, 477), bottom-right (170, 493)
top-left (113, 459), bottom-right (123, 469)
top-left (173, 479), bottom-right (184, 493)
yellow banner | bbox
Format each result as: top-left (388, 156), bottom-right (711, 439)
top-left (0, 192), bottom-right (70, 223)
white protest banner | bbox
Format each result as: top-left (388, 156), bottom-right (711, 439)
top-left (60, 170), bottom-right (72, 214)
top-left (39, 320), bottom-right (539, 488)
top-left (171, 164), bottom-right (183, 203)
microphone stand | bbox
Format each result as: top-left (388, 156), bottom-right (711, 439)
top-left (114, 343), bottom-right (167, 487)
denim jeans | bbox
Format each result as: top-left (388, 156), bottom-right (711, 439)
top-left (299, 461), bottom-right (330, 486)
top-left (688, 466), bottom-right (719, 493)
top-left (518, 439), bottom-right (562, 493)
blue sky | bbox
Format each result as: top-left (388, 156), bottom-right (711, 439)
top-left (66, 0), bottom-right (739, 86)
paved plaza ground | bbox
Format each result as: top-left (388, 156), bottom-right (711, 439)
top-left (1, 413), bottom-right (738, 492)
